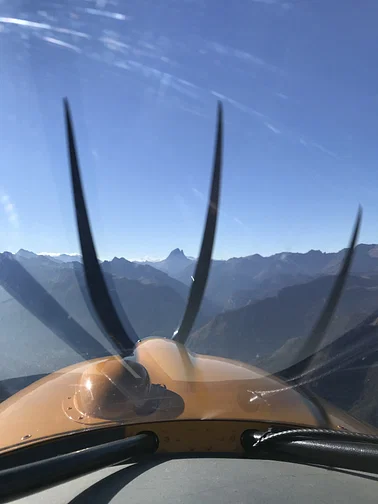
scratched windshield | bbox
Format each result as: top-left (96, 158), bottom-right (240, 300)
top-left (0, 0), bottom-right (378, 453)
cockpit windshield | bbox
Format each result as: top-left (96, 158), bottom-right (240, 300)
top-left (0, 0), bottom-right (378, 457)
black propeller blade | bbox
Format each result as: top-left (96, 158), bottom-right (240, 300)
top-left (249, 209), bottom-right (363, 428)
top-left (173, 102), bottom-right (223, 344)
top-left (64, 98), bottom-right (223, 356)
top-left (64, 98), bottom-right (137, 358)
top-left (281, 206), bottom-right (362, 383)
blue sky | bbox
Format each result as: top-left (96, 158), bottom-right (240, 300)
top-left (1, 0), bottom-right (378, 260)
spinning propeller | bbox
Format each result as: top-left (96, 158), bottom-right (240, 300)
top-left (63, 97), bottom-right (361, 390)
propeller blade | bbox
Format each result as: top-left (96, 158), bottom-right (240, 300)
top-left (64, 98), bottom-right (137, 357)
top-left (286, 206), bottom-right (362, 381)
top-left (173, 102), bottom-right (223, 344)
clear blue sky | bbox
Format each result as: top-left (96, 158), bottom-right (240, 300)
top-left (1, 0), bottom-right (378, 261)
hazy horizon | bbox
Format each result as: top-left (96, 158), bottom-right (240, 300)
top-left (6, 240), bottom-right (378, 263)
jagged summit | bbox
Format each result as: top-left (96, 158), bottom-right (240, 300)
top-left (16, 249), bottom-right (37, 259)
top-left (166, 248), bottom-right (186, 259)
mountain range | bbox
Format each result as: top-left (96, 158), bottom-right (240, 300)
top-left (188, 273), bottom-right (378, 367)
top-left (2, 244), bottom-right (378, 427)
top-left (17, 249), bottom-right (83, 263)
top-left (136, 243), bottom-right (378, 309)
top-left (0, 250), bottom-right (215, 381)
